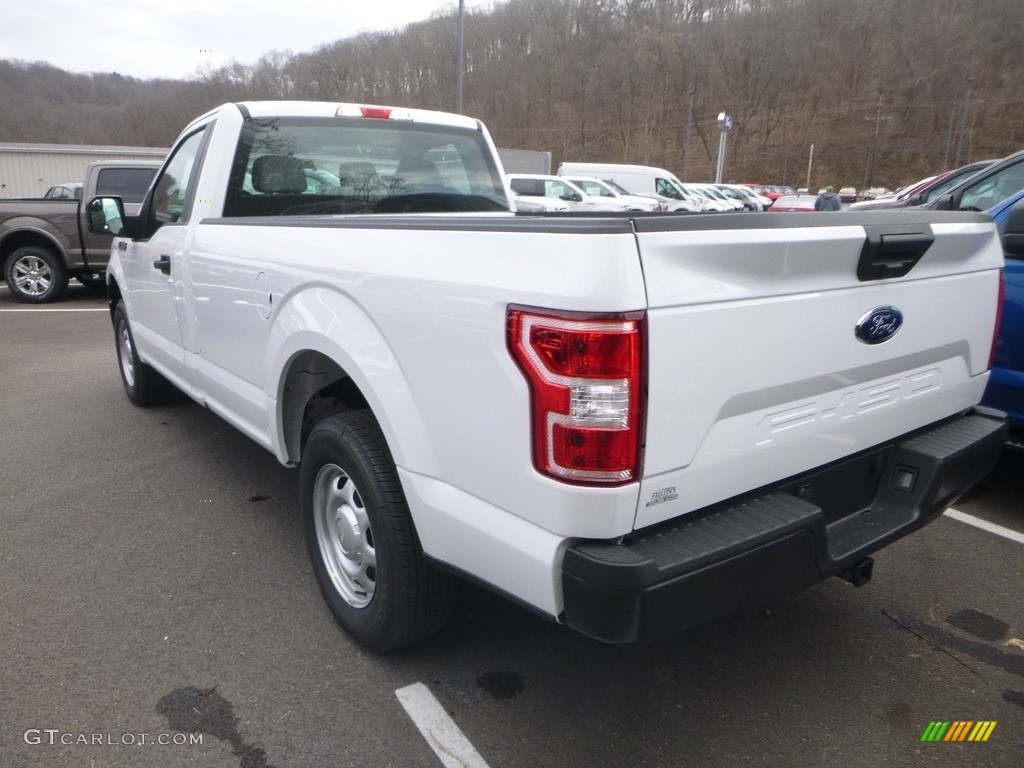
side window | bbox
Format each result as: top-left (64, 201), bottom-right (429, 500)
top-left (96, 168), bottom-right (158, 204)
top-left (151, 127), bottom-right (208, 229)
top-left (509, 178), bottom-right (536, 195)
top-left (544, 180), bottom-right (570, 199)
top-left (656, 178), bottom-right (681, 199)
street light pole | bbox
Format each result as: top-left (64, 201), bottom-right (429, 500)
top-left (456, 0), bottom-right (465, 114)
top-left (943, 103), bottom-right (956, 170)
top-left (954, 76), bottom-right (975, 167)
top-left (714, 112), bottom-right (732, 184)
top-left (806, 143), bottom-right (814, 192)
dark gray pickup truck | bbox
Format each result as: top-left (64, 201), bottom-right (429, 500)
top-left (1, 160), bottom-right (159, 302)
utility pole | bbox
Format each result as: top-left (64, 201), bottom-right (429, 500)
top-left (456, 0), bottom-right (465, 114)
top-left (954, 76), bottom-right (975, 167)
top-left (682, 89), bottom-right (695, 182)
top-left (863, 92), bottom-right (889, 189)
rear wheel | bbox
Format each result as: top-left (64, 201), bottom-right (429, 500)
top-left (113, 302), bottom-right (175, 406)
top-left (302, 411), bottom-right (454, 651)
top-left (5, 245), bottom-right (68, 303)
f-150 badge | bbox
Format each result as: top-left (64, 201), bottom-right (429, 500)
top-left (856, 306), bottom-right (903, 344)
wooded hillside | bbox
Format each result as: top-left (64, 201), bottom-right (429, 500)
top-left (3, 0), bottom-right (1021, 189)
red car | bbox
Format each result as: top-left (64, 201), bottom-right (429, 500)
top-left (743, 184), bottom-right (795, 202)
top-left (769, 194), bottom-right (817, 212)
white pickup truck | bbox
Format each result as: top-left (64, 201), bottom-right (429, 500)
top-left (90, 101), bottom-right (1008, 651)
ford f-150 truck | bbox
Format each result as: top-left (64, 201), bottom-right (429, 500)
top-left (1, 160), bottom-right (159, 302)
top-left (89, 101), bottom-right (1008, 651)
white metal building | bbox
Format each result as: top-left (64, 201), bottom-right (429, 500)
top-left (496, 148), bottom-right (553, 175)
top-left (0, 142), bottom-right (168, 197)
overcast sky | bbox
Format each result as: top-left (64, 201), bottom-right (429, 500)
top-left (4, 0), bottom-right (493, 80)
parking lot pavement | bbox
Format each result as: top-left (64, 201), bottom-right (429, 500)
top-left (2, 286), bottom-right (1022, 768)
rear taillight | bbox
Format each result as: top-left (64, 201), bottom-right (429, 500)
top-left (990, 269), bottom-right (1005, 368)
top-left (508, 308), bottom-right (644, 485)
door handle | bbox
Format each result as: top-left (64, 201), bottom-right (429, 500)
top-left (153, 255), bottom-right (171, 275)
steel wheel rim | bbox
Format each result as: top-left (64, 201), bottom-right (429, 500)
top-left (12, 255), bottom-right (52, 297)
top-left (119, 325), bottom-right (136, 388)
top-left (313, 463), bottom-right (376, 609)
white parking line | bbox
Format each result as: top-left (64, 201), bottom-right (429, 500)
top-left (395, 683), bottom-right (491, 768)
top-left (0, 308), bottom-right (107, 312)
top-left (944, 508), bottom-right (1024, 545)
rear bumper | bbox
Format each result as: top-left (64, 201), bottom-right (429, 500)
top-left (561, 408), bottom-right (1008, 643)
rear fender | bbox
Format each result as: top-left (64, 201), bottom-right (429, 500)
top-left (0, 220), bottom-right (75, 266)
top-left (266, 286), bottom-right (436, 476)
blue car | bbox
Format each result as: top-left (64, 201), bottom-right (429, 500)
top-left (983, 189), bottom-right (1024, 440)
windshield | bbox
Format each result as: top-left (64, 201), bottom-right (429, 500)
top-left (956, 159), bottom-right (1024, 212)
top-left (697, 186), bottom-right (728, 201)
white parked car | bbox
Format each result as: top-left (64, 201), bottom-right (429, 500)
top-left (556, 163), bottom-right (702, 212)
top-left (678, 183), bottom-right (733, 212)
top-left (689, 183), bottom-right (747, 211)
top-left (719, 184), bottom-right (771, 211)
top-left (512, 196), bottom-right (568, 213)
top-left (560, 176), bottom-right (665, 212)
top-left (507, 174), bottom-right (627, 213)
top-left (600, 178), bottom-right (672, 211)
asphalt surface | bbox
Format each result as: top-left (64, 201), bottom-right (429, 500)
top-left (1, 282), bottom-right (1022, 768)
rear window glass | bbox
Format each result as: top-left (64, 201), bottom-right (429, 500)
top-left (96, 168), bottom-right (157, 204)
top-left (224, 117), bottom-right (509, 216)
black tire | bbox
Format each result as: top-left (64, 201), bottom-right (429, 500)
top-left (76, 272), bottom-right (107, 292)
top-left (113, 302), bottom-right (175, 406)
top-left (301, 411), bottom-right (454, 651)
top-left (5, 244), bottom-right (68, 303)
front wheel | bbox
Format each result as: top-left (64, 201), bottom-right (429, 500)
top-left (302, 411), bottom-right (454, 651)
top-left (113, 302), bottom-right (175, 406)
top-left (5, 245), bottom-right (68, 303)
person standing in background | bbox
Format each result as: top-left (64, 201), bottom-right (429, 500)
top-left (815, 186), bottom-right (842, 211)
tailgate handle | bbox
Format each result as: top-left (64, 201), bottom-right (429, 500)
top-left (857, 226), bottom-right (933, 281)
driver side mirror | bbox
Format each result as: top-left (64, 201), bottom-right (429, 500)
top-left (1003, 198), bottom-right (1024, 259)
top-left (87, 196), bottom-right (134, 237)
top-left (931, 193), bottom-right (954, 211)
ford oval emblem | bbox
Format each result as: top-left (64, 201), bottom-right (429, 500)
top-left (856, 306), bottom-right (903, 344)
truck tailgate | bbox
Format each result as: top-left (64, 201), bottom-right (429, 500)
top-left (633, 212), bottom-right (1003, 529)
